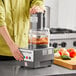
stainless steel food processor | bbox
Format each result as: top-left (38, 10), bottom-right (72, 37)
top-left (18, 7), bottom-right (54, 68)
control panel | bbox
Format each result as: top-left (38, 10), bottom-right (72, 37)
top-left (20, 49), bottom-right (34, 62)
top-left (49, 39), bottom-right (76, 49)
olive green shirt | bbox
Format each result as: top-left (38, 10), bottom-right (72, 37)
top-left (0, 0), bottom-right (44, 56)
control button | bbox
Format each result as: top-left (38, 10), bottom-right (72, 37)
top-left (29, 57), bottom-right (31, 59)
top-left (26, 56), bottom-right (28, 59)
top-left (52, 43), bottom-right (57, 48)
top-left (24, 56), bottom-right (25, 59)
top-left (73, 41), bottom-right (76, 46)
top-left (61, 42), bottom-right (66, 47)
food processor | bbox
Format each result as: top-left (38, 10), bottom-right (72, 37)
top-left (19, 12), bottom-right (54, 68)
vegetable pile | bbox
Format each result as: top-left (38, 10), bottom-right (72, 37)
top-left (54, 48), bottom-right (76, 60)
top-left (28, 37), bottom-right (48, 44)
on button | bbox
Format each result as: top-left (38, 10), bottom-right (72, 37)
top-left (24, 56), bottom-right (25, 59)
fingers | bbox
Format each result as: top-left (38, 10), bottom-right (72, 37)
top-left (14, 55), bottom-right (18, 61)
top-left (30, 6), bottom-right (40, 14)
top-left (30, 6), bottom-right (36, 14)
top-left (17, 49), bottom-right (23, 58)
top-left (14, 53), bottom-right (23, 61)
top-left (10, 43), bottom-right (24, 61)
top-left (30, 6), bottom-right (44, 14)
top-left (12, 49), bottom-right (24, 61)
top-left (16, 50), bottom-right (24, 61)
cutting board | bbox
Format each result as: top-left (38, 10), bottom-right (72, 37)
top-left (54, 57), bottom-right (76, 70)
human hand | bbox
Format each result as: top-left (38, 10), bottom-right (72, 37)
top-left (30, 5), bottom-right (45, 14)
top-left (10, 43), bottom-right (23, 61)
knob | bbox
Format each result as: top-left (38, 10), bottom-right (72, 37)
top-left (52, 43), bottom-right (57, 48)
top-left (73, 41), bottom-right (76, 46)
top-left (61, 42), bottom-right (66, 47)
top-left (49, 43), bottom-right (51, 47)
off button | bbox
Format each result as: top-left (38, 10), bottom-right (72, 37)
top-left (29, 57), bottom-right (31, 59)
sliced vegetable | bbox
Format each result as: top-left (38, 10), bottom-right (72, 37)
top-left (61, 55), bottom-right (71, 60)
top-left (58, 48), bottom-right (69, 56)
top-left (58, 51), bottom-right (62, 55)
top-left (59, 48), bottom-right (67, 52)
top-left (28, 37), bottom-right (48, 44)
top-left (63, 51), bottom-right (70, 56)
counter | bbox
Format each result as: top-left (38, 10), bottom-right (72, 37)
top-left (0, 61), bottom-right (76, 76)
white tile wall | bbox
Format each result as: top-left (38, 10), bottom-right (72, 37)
top-left (44, 0), bottom-right (59, 28)
top-left (58, 0), bottom-right (76, 30)
top-left (45, 0), bottom-right (76, 30)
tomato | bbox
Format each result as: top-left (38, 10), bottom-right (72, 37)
top-left (58, 51), bottom-right (62, 55)
top-left (67, 48), bottom-right (76, 58)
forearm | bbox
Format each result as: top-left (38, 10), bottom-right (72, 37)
top-left (0, 25), bottom-right (23, 60)
top-left (0, 26), bottom-right (15, 48)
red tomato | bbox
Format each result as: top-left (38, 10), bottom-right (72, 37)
top-left (58, 51), bottom-right (62, 55)
top-left (67, 48), bottom-right (76, 58)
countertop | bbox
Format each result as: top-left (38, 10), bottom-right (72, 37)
top-left (0, 61), bottom-right (76, 76)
